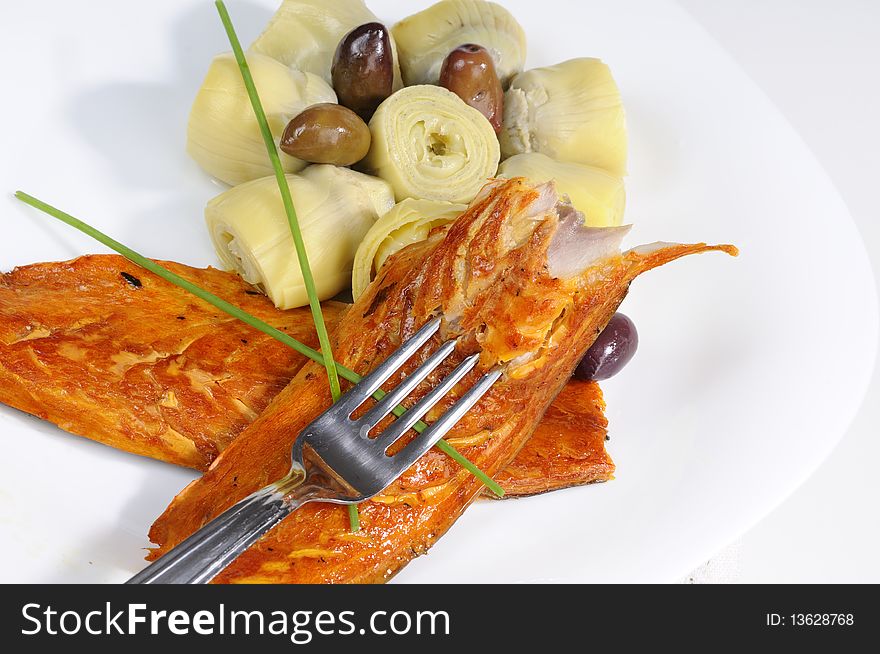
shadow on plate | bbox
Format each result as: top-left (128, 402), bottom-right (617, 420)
top-left (65, 1), bottom-right (272, 262)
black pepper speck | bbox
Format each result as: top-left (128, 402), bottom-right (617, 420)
top-left (121, 272), bottom-right (142, 288)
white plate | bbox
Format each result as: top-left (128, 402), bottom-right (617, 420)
top-left (0, 0), bottom-right (875, 583)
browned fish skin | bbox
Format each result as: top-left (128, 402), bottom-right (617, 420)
top-left (0, 255), bottom-right (346, 469)
top-left (0, 255), bottom-right (612, 497)
top-left (490, 378), bottom-right (613, 496)
top-left (148, 178), bottom-right (736, 583)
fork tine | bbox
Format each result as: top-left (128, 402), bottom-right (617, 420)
top-left (389, 367), bottom-right (502, 471)
top-left (356, 339), bottom-right (458, 432)
top-left (374, 353), bottom-right (481, 450)
top-left (334, 317), bottom-right (442, 416)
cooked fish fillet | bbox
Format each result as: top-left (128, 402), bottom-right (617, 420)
top-left (492, 378), bottom-right (613, 496)
top-left (0, 254), bottom-right (610, 495)
top-left (148, 178), bottom-right (736, 583)
top-left (0, 255), bottom-right (347, 469)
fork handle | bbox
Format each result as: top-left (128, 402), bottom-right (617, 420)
top-left (126, 472), bottom-right (318, 584)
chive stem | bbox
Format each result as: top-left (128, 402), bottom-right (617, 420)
top-left (347, 504), bottom-right (360, 532)
top-left (215, 0), bottom-right (356, 526)
top-left (215, 0), bottom-right (341, 404)
top-left (13, 191), bottom-right (505, 501)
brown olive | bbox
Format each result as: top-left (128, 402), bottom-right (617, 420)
top-left (331, 22), bottom-right (394, 121)
top-left (280, 103), bottom-right (371, 166)
top-left (439, 44), bottom-right (503, 133)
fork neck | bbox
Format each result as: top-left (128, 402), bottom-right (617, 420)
top-left (273, 460), bottom-right (357, 506)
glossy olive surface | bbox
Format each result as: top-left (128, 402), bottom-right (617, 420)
top-left (439, 44), bottom-right (503, 133)
top-left (280, 103), bottom-right (371, 166)
top-left (573, 313), bottom-right (639, 381)
top-left (331, 22), bottom-right (394, 121)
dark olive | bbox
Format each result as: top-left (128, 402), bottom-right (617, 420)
top-left (331, 22), bottom-right (394, 121)
top-left (573, 313), bottom-right (639, 381)
top-left (439, 44), bottom-right (503, 133)
top-left (280, 103), bottom-right (371, 166)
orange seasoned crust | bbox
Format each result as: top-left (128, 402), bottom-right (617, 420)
top-left (147, 178), bottom-right (736, 583)
top-left (0, 255), bottom-right (346, 469)
top-left (491, 379), bottom-right (613, 496)
top-left (0, 254), bottom-right (611, 499)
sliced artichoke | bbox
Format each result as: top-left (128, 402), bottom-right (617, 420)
top-left (500, 58), bottom-right (628, 177)
top-left (352, 198), bottom-right (466, 299)
top-left (498, 153), bottom-right (626, 227)
top-left (362, 85), bottom-right (500, 203)
top-left (391, 0), bottom-right (526, 87)
top-left (249, 0), bottom-right (403, 90)
top-left (206, 165), bottom-right (394, 309)
top-left (187, 52), bottom-right (336, 186)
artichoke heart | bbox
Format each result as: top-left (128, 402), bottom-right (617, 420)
top-left (352, 198), bottom-right (466, 300)
top-left (391, 0), bottom-right (526, 87)
top-left (249, 0), bottom-right (403, 90)
top-left (187, 52), bottom-right (336, 186)
top-left (500, 58), bottom-right (628, 177)
top-left (498, 153), bottom-right (626, 227)
top-left (362, 85), bottom-right (500, 204)
top-left (206, 165), bottom-right (394, 310)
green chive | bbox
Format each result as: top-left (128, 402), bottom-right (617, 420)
top-left (347, 504), bottom-right (360, 532)
top-left (214, 0), bottom-right (355, 525)
top-left (13, 191), bottom-right (506, 502)
top-left (215, 0), bottom-right (341, 403)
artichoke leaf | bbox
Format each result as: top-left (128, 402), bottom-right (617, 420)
top-left (500, 58), bottom-right (628, 177)
top-left (206, 165), bottom-right (394, 309)
top-left (250, 0), bottom-right (403, 90)
top-left (352, 198), bottom-right (466, 299)
top-left (392, 0), bottom-right (526, 87)
top-left (187, 52), bottom-right (336, 186)
top-left (498, 153), bottom-right (626, 227)
top-left (363, 85), bottom-right (500, 204)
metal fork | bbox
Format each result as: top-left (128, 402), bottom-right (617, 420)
top-left (126, 318), bottom-right (501, 584)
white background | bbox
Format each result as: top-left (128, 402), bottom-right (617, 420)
top-left (681, 0), bottom-right (880, 582)
top-left (0, 0), bottom-right (876, 583)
